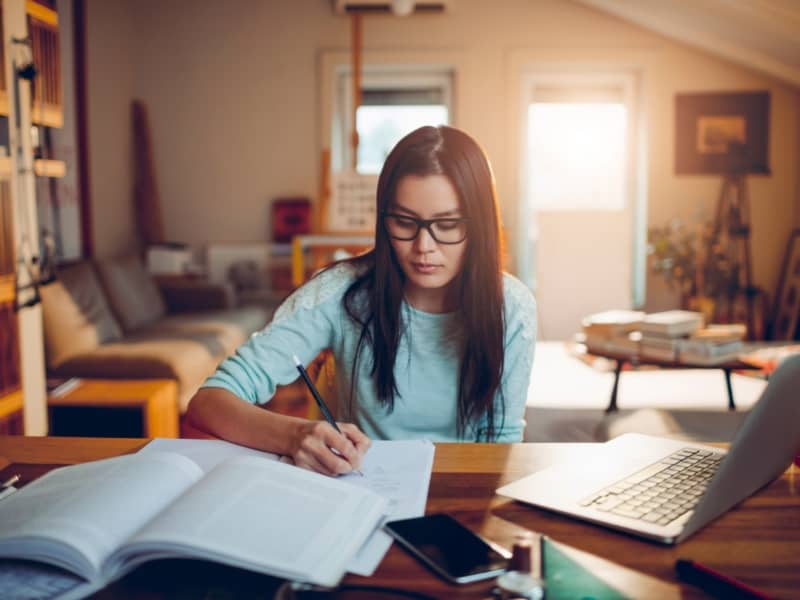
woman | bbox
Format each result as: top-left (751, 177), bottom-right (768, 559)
top-left (185, 125), bottom-right (537, 476)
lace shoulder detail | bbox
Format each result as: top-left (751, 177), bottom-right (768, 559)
top-left (271, 262), bottom-right (361, 324)
top-left (502, 272), bottom-right (537, 341)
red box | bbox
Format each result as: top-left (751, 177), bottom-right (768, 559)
top-left (272, 197), bottom-right (311, 243)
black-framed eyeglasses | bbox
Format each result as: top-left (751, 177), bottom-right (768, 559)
top-left (381, 212), bottom-right (468, 244)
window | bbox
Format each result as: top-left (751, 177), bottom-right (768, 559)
top-left (334, 69), bottom-right (452, 173)
top-left (526, 85), bottom-right (629, 212)
top-left (527, 101), bottom-right (627, 211)
top-left (517, 71), bottom-right (646, 315)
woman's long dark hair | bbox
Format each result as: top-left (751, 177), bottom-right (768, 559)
top-left (342, 125), bottom-right (505, 440)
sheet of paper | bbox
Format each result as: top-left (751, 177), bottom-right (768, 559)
top-left (340, 440), bottom-right (435, 576)
top-left (139, 438), bottom-right (279, 473)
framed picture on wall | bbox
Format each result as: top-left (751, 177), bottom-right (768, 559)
top-left (675, 91), bottom-right (770, 175)
top-left (770, 229), bottom-right (800, 340)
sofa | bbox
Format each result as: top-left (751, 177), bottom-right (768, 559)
top-left (40, 256), bottom-right (272, 412)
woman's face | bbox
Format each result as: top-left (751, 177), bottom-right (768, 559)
top-left (387, 174), bottom-right (467, 313)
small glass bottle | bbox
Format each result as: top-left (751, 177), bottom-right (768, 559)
top-left (495, 533), bottom-right (545, 600)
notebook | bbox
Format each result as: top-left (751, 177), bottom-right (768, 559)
top-left (498, 354), bottom-right (800, 544)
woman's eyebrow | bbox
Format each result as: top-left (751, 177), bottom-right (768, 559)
top-left (392, 205), bottom-right (462, 218)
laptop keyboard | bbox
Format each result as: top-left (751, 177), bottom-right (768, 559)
top-left (580, 447), bottom-right (724, 527)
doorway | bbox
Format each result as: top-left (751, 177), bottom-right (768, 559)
top-left (519, 72), bottom-right (646, 340)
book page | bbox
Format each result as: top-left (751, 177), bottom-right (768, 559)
top-left (114, 456), bottom-right (387, 587)
top-left (138, 438), bottom-right (279, 473)
top-left (0, 452), bottom-right (203, 581)
top-left (0, 560), bottom-right (96, 600)
top-left (341, 440), bottom-right (435, 575)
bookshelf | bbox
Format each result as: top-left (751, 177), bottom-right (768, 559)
top-left (0, 173), bottom-right (22, 434)
top-left (0, 156), bottom-right (65, 179)
top-left (0, 2), bottom-right (62, 127)
top-left (0, 0), bottom-right (61, 434)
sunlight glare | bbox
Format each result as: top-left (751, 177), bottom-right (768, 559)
top-left (357, 105), bottom-right (448, 173)
top-left (528, 103), bottom-right (627, 211)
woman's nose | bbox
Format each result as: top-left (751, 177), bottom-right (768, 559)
top-left (413, 226), bottom-right (437, 252)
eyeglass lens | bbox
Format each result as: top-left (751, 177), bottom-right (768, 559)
top-left (383, 214), bottom-right (466, 244)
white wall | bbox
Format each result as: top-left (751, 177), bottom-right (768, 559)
top-left (85, 0), bottom-right (799, 314)
top-left (87, 0), bottom-right (138, 258)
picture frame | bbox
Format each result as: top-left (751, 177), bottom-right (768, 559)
top-left (675, 91), bottom-right (770, 175)
top-left (770, 229), bottom-right (800, 340)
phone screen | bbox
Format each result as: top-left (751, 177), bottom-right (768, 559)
top-left (384, 514), bottom-right (509, 584)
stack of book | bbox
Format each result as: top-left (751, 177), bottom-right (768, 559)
top-left (677, 323), bottom-right (746, 365)
top-left (580, 309), bottom-right (747, 366)
top-left (638, 310), bottom-right (705, 362)
top-left (581, 310), bottom-right (645, 356)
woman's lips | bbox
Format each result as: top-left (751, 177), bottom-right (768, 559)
top-left (411, 262), bottom-right (440, 274)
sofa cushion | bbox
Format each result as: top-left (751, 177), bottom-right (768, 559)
top-left (152, 306), bottom-right (269, 351)
top-left (50, 305), bottom-right (271, 412)
top-left (40, 262), bottom-right (123, 369)
top-left (51, 338), bottom-right (223, 413)
top-left (97, 256), bottom-right (166, 332)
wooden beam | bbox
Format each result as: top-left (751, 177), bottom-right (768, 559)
top-left (350, 13), bottom-right (362, 171)
top-left (73, 0), bottom-right (93, 258)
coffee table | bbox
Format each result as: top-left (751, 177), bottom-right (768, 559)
top-left (586, 350), bottom-right (761, 412)
top-left (48, 378), bottom-right (178, 437)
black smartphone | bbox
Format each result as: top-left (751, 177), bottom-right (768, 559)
top-left (384, 514), bottom-right (509, 584)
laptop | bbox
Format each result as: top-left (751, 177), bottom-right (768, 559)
top-left (497, 354), bottom-right (800, 544)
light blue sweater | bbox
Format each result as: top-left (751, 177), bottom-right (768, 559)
top-left (203, 262), bottom-right (537, 442)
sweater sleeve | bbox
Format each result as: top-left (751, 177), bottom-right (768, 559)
top-left (492, 274), bottom-right (537, 442)
top-left (202, 263), bottom-right (355, 404)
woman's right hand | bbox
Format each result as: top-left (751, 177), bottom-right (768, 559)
top-left (289, 420), bottom-right (371, 476)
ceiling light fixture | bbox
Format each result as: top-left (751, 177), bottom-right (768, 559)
top-left (391, 0), bottom-right (415, 17)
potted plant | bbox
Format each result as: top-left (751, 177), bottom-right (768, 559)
top-left (647, 218), bottom-right (737, 323)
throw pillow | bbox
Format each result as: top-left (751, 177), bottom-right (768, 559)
top-left (97, 255), bottom-right (167, 332)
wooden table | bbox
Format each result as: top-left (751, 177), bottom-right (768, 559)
top-left (586, 349), bottom-right (762, 412)
top-left (48, 379), bottom-right (178, 438)
top-left (1, 437), bottom-right (798, 599)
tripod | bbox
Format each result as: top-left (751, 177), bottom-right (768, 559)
top-left (710, 173), bottom-right (757, 338)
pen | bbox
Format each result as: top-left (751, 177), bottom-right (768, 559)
top-left (676, 559), bottom-right (772, 599)
top-left (0, 474), bottom-right (20, 501)
top-left (292, 354), bottom-right (364, 476)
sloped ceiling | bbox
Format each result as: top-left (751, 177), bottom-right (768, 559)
top-left (575, 0), bottom-right (800, 88)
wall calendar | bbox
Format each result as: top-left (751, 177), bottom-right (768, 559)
top-left (326, 171), bottom-right (378, 234)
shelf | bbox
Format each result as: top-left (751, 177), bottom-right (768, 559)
top-left (290, 234), bottom-right (374, 287)
top-left (0, 275), bottom-right (14, 304)
top-left (0, 389), bottom-right (23, 420)
top-left (31, 105), bottom-right (64, 128)
top-left (0, 389), bottom-right (24, 435)
top-left (0, 157), bottom-right (66, 179)
top-left (26, 0), bottom-right (58, 27)
top-left (34, 159), bottom-right (66, 178)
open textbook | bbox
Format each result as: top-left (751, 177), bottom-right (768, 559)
top-left (137, 437), bottom-right (436, 576)
top-left (0, 450), bottom-right (387, 599)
